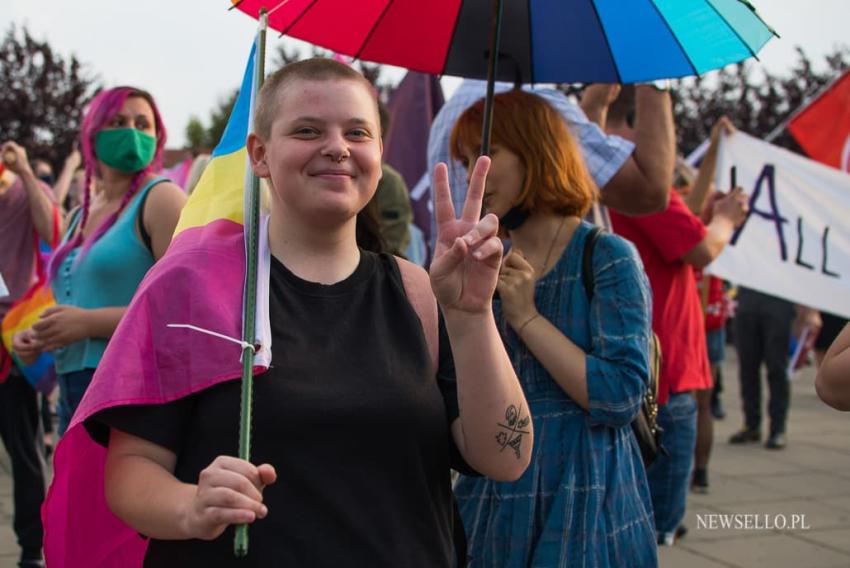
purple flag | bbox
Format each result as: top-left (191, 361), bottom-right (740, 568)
top-left (383, 72), bottom-right (444, 248)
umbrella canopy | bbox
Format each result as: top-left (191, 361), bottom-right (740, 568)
top-left (235, 0), bottom-right (776, 83)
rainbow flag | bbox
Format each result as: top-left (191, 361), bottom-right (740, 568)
top-left (1, 227), bottom-right (60, 393)
top-left (0, 278), bottom-right (57, 393)
top-left (43, 38), bottom-right (271, 567)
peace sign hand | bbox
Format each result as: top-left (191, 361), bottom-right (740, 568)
top-left (429, 156), bottom-right (503, 314)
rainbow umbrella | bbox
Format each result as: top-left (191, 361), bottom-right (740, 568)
top-left (233, 0), bottom-right (777, 152)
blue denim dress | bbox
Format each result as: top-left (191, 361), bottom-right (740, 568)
top-left (455, 222), bottom-right (657, 567)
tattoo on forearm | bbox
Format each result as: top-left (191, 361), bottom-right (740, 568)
top-left (495, 404), bottom-right (530, 459)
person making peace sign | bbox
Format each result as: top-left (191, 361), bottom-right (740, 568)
top-left (56, 58), bottom-right (532, 567)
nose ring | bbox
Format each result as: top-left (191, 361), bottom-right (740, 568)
top-left (332, 153), bottom-right (348, 164)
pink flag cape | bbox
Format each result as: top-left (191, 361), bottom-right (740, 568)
top-left (42, 41), bottom-right (272, 567)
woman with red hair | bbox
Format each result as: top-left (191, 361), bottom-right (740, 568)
top-left (451, 90), bottom-right (656, 567)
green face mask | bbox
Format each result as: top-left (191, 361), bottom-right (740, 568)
top-left (94, 128), bottom-right (156, 173)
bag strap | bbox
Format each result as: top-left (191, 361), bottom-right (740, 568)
top-left (135, 177), bottom-right (171, 254)
top-left (31, 205), bottom-right (62, 286)
top-left (395, 256), bottom-right (439, 372)
top-left (47, 204), bottom-right (61, 249)
top-left (581, 226), bottom-right (604, 302)
top-left (31, 233), bottom-right (45, 284)
top-left (648, 332), bottom-right (662, 404)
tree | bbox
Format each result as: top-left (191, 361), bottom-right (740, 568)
top-left (273, 44), bottom-right (306, 69)
top-left (184, 116), bottom-right (206, 150)
top-left (183, 89), bottom-right (237, 151)
top-left (187, 43), bottom-right (400, 149)
top-left (205, 90), bottom-right (239, 148)
top-left (0, 25), bottom-right (99, 171)
top-left (272, 44), bottom-right (395, 99)
top-left (671, 47), bottom-right (850, 155)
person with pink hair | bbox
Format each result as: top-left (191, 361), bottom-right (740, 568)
top-left (12, 86), bottom-right (186, 436)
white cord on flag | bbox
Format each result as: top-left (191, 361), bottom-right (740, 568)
top-left (167, 324), bottom-right (256, 353)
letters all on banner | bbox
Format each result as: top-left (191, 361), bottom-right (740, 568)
top-left (711, 132), bottom-right (850, 318)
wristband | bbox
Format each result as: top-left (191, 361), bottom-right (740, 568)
top-left (516, 314), bottom-right (540, 336)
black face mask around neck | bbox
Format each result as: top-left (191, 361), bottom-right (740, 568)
top-left (499, 206), bottom-right (530, 231)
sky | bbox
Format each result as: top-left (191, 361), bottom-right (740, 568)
top-left (7, 0), bottom-right (850, 148)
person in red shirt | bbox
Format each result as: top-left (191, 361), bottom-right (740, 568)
top-left (604, 88), bottom-right (748, 545)
top-left (674, 117), bottom-right (736, 494)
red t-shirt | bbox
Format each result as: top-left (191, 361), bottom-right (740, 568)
top-left (695, 270), bottom-right (727, 331)
top-left (610, 191), bottom-right (712, 404)
top-left (696, 191), bottom-right (728, 330)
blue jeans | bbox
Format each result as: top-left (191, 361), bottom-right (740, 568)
top-left (57, 368), bottom-right (96, 437)
top-left (646, 391), bottom-right (697, 542)
top-left (706, 328), bottom-right (726, 365)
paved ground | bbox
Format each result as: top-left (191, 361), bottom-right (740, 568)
top-left (0, 454), bottom-right (17, 568)
top-left (657, 348), bottom-right (850, 568)
top-left (0, 347), bottom-right (848, 567)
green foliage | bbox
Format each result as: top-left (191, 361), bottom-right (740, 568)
top-left (272, 43), bottom-right (394, 98)
top-left (187, 43), bottom-right (400, 150)
top-left (183, 89), bottom-right (237, 151)
top-left (205, 90), bottom-right (238, 148)
top-left (192, 43), bottom-right (849, 160)
top-left (273, 44), bottom-right (313, 69)
top-left (0, 25), bottom-right (98, 171)
top-left (184, 116), bottom-right (206, 150)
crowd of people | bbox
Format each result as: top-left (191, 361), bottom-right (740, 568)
top-left (1, 57), bottom-right (848, 567)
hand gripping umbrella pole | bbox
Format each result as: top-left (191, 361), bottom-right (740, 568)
top-left (235, 9), bottom-right (267, 558)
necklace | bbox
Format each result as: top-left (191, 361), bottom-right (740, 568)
top-left (539, 216), bottom-right (568, 275)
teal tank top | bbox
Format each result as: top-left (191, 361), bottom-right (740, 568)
top-left (52, 178), bottom-right (167, 374)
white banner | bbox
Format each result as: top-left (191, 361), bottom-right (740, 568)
top-left (710, 132), bottom-right (850, 318)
